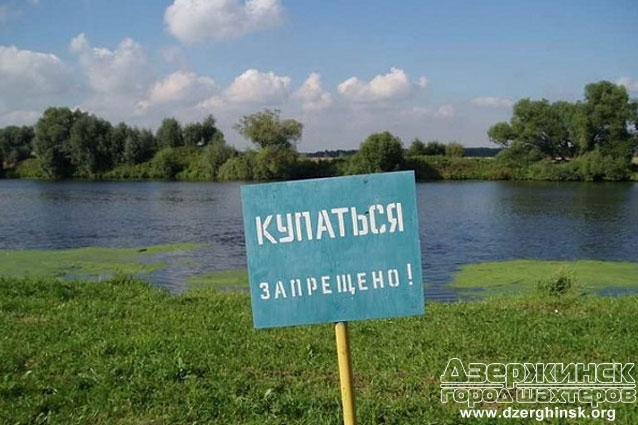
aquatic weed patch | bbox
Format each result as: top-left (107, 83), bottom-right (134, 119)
top-left (450, 260), bottom-right (638, 297)
top-left (0, 243), bottom-right (205, 281)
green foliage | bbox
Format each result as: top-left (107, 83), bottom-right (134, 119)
top-left (181, 116), bottom-right (223, 148)
top-left (491, 81), bottom-right (637, 173)
top-left (487, 121), bottom-right (516, 147)
top-left (182, 122), bottom-right (204, 147)
top-left (33, 107), bottom-right (81, 179)
top-left (234, 109), bottom-right (303, 150)
top-left (489, 99), bottom-right (579, 160)
top-left (578, 81), bottom-right (636, 156)
top-left (348, 131), bottom-right (404, 174)
top-left (156, 117), bottom-right (183, 149)
top-left (423, 141), bottom-right (446, 156)
top-left (405, 138), bottom-right (426, 156)
top-left (149, 147), bottom-right (180, 180)
top-left (537, 267), bottom-right (576, 297)
top-left (103, 162), bottom-right (153, 180)
top-left (291, 157), bottom-right (339, 180)
top-left (122, 128), bottom-right (156, 165)
top-left (203, 139), bottom-right (237, 178)
top-left (405, 155), bottom-right (503, 180)
top-left (0, 125), bottom-right (34, 166)
top-left (253, 146), bottom-right (298, 181)
top-left (217, 151), bottom-right (256, 181)
top-left (109, 122), bottom-right (129, 165)
top-left (445, 142), bottom-right (465, 157)
top-left (13, 158), bottom-right (45, 179)
top-left (2, 277), bottom-right (638, 424)
top-left (68, 113), bottom-right (114, 178)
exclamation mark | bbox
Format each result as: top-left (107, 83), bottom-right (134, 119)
top-left (407, 263), bottom-right (413, 286)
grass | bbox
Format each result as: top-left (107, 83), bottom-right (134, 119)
top-left (0, 243), bottom-right (205, 280)
top-left (450, 260), bottom-right (638, 297)
top-left (1, 276), bottom-right (638, 424)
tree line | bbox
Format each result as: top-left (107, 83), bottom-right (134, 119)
top-left (1, 80), bottom-right (636, 182)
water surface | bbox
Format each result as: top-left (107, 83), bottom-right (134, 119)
top-left (1, 179), bottom-right (636, 300)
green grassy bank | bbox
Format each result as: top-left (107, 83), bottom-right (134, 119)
top-left (2, 276), bottom-right (638, 424)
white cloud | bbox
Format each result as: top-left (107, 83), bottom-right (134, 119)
top-left (337, 67), bottom-right (413, 102)
top-left (70, 33), bottom-right (152, 96)
top-left (416, 76), bottom-right (428, 89)
top-left (223, 68), bottom-right (290, 104)
top-left (471, 97), bottom-right (514, 108)
top-left (617, 77), bottom-right (638, 92)
top-left (165, 0), bottom-right (283, 43)
top-left (293, 72), bottom-right (332, 111)
top-left (0, 45), bottom-right (73, 115)
top-left (412, 105), bottom-right (455, 118)
top-left (148, 71), bottom-right (215, 105)
top-left (435, 104), bottom-right (455, 118)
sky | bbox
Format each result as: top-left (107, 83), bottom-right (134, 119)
top-left (0, 0), bottom-right (637, 151)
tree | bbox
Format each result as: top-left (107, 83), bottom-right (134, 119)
top-left (109, 123), bottom-right (129, 165)
top-left (349, 131), bottom-right (404, 174)
top-left (156, 118), bottom-right (183, 148)
top-left (423, 141), bottom-right (446, 156)
top-left (183, 122), bottom-right (203, 147)
top-left (234, 109), bottom-right (303, 150)
top-left (203, 139), bottom-right (236, 177)
top-left (576, 81), bottom-right (636, 158)
top-left (201, 114), bottom-right (222, 145)
top-left (488, 122), bottom-right (516, 147)
top-left (123, 128), bottom-right (156, 165)
top-left (0, 125), bottom-right (34, 166)
top-left (488, 98), bottom-right (578, 160)
top-left (406, 138), bottom-right (426, 156)
top-left (33, 107), bottom-right (81, 179)
top-left (68, 113), bottom-right (113, 177)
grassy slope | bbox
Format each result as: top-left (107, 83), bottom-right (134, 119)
top-left (2, 277), bottom-right (638, 425)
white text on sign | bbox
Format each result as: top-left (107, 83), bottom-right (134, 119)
top-left (258, 263), bottom-right (415, 300)
top-left (255, 202), bottom-right (404, 245)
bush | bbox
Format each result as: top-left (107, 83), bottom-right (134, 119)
top-left (149, 148), bottom-right (180, 180)
top-left (347, 131), bottom-right (404, 174)
top-left (14, 158), bottom-right (46, 179)
top-left (445, 142), bottom-right (465, 157)
top-left (537, 267), bottom-right (576, 297)
top-left (253, 146), bottom-right (298, 181)
top-left (217, 152), bottom-right (256, 181)
top-left (575, 150), bottom-right (631, 181)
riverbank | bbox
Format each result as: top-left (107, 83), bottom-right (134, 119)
top-left (3, 245), bottom-right (638, 299)
top-left (8, 152), bottom-right (638, 182)
top-left (2, 276), bottom-right (637, 425)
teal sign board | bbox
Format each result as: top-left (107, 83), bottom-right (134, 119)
top-left (241, 171), bottom-right (424, 329)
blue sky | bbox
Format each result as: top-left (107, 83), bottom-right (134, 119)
top-left (1, 0), bottom-right (637, 151)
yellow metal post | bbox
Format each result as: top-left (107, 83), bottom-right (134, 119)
top-left (335, 321), bottom-right (357, 425)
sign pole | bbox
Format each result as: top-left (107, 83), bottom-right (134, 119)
top-left (335, 321), bottom-right (357, 425)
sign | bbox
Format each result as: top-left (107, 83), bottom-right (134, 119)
top-left (241, 171), bottom-right (424, 329)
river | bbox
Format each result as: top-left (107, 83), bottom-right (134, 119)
top-left (1, 179), bottom-right (637, 299)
